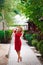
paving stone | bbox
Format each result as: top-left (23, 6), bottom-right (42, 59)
top-left (0, 44), bottom-right (10, 65)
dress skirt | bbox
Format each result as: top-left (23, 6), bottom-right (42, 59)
top-left (14, 32), bottom-right (22, 51)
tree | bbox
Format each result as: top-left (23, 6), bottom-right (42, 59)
top-left (0, 0), bottom-right (15, 27)
top-left (0, 0), bottom-right (43, 32)
top-left (21, 0), bottom-right (43, 32)
top-left (0, 0), bottom-right (23, 26)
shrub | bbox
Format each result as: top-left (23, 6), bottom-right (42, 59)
top-left (23, 30), bottom-right (28, 39)
top-left (40, 32), bottom-right (43, 40)
top-left (0, 30), bottom-right (12, 43)
top-left (32, 33), bottom-right (38, 40)
top-left (5, 30), bottom-right (12, 43)
top-left (25, 33), bottom-right (33, 46)
top-left (0, 30), bottom-right (4, 42)
top-left (37, 40), bottom-right (43, 57)
top-left (32, 39), bottom-right (38, 49)
top-left (32, 32), bottom-right (43, 41)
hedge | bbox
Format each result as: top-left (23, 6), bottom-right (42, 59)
top-left (25, 33), bottom-right (33, 46)
top-left (0, 30), bottom-right (12, 43)
top-left (37, 40), bottom-right (43, 57)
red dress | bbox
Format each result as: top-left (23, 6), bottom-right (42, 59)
top-left (14, 32), bottom-right (22, 51)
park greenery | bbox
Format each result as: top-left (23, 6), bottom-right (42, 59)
top-left (21, 0), bottom-right (43, 32)
top-left (0, 0), bottom-right (43, 31)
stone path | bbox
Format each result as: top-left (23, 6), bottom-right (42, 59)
top-left (7, 34), bottom-right (42, 65)
top-left (0, 44), bottom-right (10, 65)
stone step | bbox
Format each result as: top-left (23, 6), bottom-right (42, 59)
top-left (35, 53), bottom-right (41, 57)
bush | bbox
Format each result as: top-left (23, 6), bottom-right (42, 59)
top-left (40, 32), bottom-right (43, 40)
top-left (25, 33), bottom-right (33, 46)
top-left (5, 30), bottom-right (12, 43)
top-left (32, 39), bottom-right (38, 49)
top-left (32, 33), bottom-right (38, 40)
top-left (23, 30), bottom-right (28, 39)
top-left (0, 30), bottom-right (4, 42)
top-left (32, 32), bottom-right (43, 41)
top-left (37, 40), bottom-right (43, 57)
top-left (0, 30), bottom-right (12, 43)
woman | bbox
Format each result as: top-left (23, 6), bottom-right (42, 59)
top-left (14, 26), bottom-right (23, 62)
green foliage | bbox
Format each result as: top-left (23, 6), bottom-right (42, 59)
top-left (0, 30), bottom-right (4, 42)
top-left (0, 0), bottom-right (25, 25)
top-left (32, 39), bottom-right (38, 48)
top-left (0, 30), bottom-right (12, 43)
top-left (0, 0), bottom-right (43, 30)
top-left (4, 12), bottom-right (14, 26)
top-left (21, 0), bottom-right (43, 32)
top-left (0, 13), bottom-right (2, 16)
top-left (32, 33), bottom-right (38, 40)
top-left (0, 0), bottom-right (19, 26)
top-left (23, 30), bottom-right (28, 39)
top-left (5, 30), bottom-right (12, 42)
top-left (25, 33), bottom-right (33, 45)
top-left (37, 40), bottom-right (43, 56)
top-left (0, 0), bottom-right (5, 9)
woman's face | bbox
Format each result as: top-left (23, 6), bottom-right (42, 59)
top-left (16, 28), bottom-right (21, 32)
top-left (16, 26), bottom-right (22, 32)
top-left (16, 28), bottom-right (19, 32)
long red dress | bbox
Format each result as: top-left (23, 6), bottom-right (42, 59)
top-left (14, 32), bottom-right (22, 51)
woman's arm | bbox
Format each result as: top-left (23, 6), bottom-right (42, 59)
top-left (13, 29), bottom-right (16, 33)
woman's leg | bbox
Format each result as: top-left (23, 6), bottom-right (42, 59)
top-left (16, 51), bottom-right (22, 62)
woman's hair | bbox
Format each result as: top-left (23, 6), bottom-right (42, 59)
top-left (17, 26), bottom-right (23, 32)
